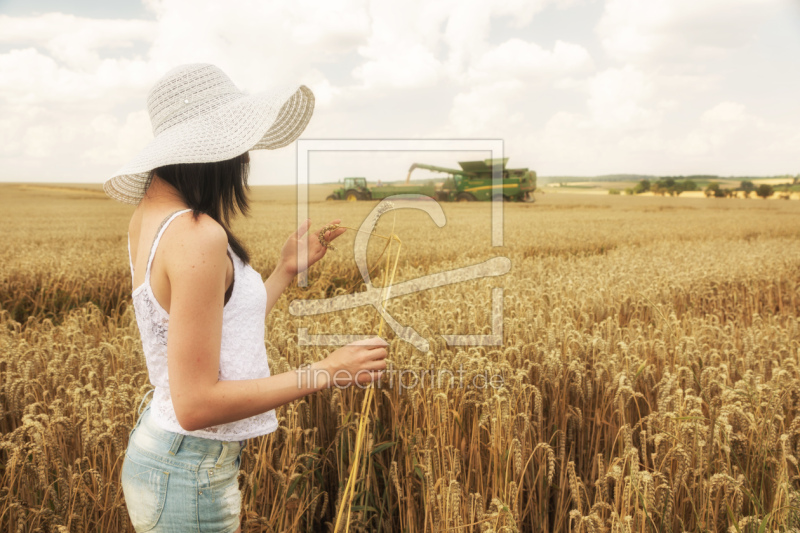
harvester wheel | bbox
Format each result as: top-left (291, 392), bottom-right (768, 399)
top-left (457, 193), bottom-right (476, 202)
top-left (346, 190), bottom-right (361, 202)
top-left (326, 194), bottom-right (337, 201)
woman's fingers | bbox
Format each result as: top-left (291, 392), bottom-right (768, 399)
top-left (349, 337), bottom-right (388, 347)
top-left (364, 358), bottom-right (388, 371)
top-left (332, 370), bottom-right (383, 386)
top-left (319, 220), bottom-right (346, 243)
top-left (350, 337), bottom-right (388, 357)
top-left (295, 218), bottom-right (312, 238)
top-left (326, 226), bottom-right (347, 241)
top-left (355, 370), bottom-right (384, 385)
top-left (364, 347), bottom-right (388, 360)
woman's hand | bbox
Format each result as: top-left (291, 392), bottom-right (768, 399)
top-left (313, 337), bottom-right (388, 388)
top-left (278, 219), bottom-right (347, 277)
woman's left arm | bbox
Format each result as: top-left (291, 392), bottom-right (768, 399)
top-left (263, 219), bottom-right (346, 316)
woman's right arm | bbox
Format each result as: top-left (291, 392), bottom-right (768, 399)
top-left (163, 215), bottom-right (387, 432)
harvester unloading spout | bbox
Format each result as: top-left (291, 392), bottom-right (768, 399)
top-left (405, 163), bottom-right (417, 185)
top-left (406, 162), bottom-right (466, 184)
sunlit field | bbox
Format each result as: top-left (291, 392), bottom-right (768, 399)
top-left (2, 183), bottom-right (800, 532)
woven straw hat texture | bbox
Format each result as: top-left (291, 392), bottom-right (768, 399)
top-left (104, 63), bottom-right (315, 204)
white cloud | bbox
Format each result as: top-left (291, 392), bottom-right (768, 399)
top-left (297, 70), bottom-right (340, 109)
top-left (491, 0), bottom-right (574, 28)
top-left (0, 14), bottom-right (156, 69)
top-left (0, 47), bottom-right (155, 105)
top-left (349, 0), bottom-right (582, 90)
top-left (82, 110), bottom-right (152, 166)
top-left (353, 42), bottom-right (443, 89)
top-left (505, 0), bottom-right (797, 177)
top-left (532, 96), bottom-right (799, 177)
top-left (144, 0), bottom-right (370, 88)
top-left (587, 66), bottom-right (659, 129)
top-left (443, 37), bottom-right (591, 138)
top-left (447, 79), bottom-right (527, 135)
top-left (702, 101), bottom-right (748, 123)
top-left (0, 0), bottom-right (375, 181)
top-left (440, 0), bottom-right (494, 78)
top-left (597, 0), bottom-right (780, 63)
top-left (0, 0), bottom-right (798, 183)
top-left (676, 102), bottom-right (758, 158)
top-left (467, 39), bottom-right (592, 83)
top-left (349, 0), bottom-right (453, 90)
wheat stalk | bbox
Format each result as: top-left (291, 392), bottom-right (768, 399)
top-left (325, 208), bottom-right (402, 533)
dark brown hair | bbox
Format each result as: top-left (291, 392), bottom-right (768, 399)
top-left (144, 152), bottom-right (252, 264)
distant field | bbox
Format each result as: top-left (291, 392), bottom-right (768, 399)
top-left (2, 183), bottom-right (800, 532)
top-left (546, 181), bottom-right (640, 190)
top-left (544, 177), bottom-right (800, 199)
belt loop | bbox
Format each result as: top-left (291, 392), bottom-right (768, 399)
top-left (128, 389), bottom-right (154, 447)
top-left (137, 388), bottom-right (155, 417)
top-left (215, 442), bottom-right (230, 468)
top-left (168, 432), bottom-right (184, 456)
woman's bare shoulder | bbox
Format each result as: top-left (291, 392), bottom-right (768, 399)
top-left (163, 211), bottom-right (228, 261)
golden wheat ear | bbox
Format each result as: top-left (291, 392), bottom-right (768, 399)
top-left (318, 223), bottom-right (341, 251)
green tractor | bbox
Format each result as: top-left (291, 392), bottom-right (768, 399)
top-left (326, 177), bottom-right (371, 202)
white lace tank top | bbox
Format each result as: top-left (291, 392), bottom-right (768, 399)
top-left (127, 208), bottom-right (279, 440)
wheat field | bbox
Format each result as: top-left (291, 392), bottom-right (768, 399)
top-left (2, 183), bottom-right (800, 532)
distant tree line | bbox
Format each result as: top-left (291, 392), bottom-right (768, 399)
top-left (626, 178), bottom-right (698, 196)
top-left (622, 176), bottom-right (799, 199)
top-left (703, 181), bottom-right (773, 199)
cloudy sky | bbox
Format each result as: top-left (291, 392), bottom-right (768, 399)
top-left (1, 0), bottom-right (798, 185)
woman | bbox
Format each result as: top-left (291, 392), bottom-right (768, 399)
top-left (104, 64), bottom-right (387, 533)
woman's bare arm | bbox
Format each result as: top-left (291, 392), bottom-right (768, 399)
top-left (263, 265), bottom-right (294, 317)
top-left (163, 214), bottom-right (385, 432)
top-left (262, 219), bottom-right (347, 316)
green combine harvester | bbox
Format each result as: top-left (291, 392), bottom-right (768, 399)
top-left (326, 158), bottom-right (536, 202)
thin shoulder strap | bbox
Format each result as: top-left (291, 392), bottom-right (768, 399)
top-left (144, 208), bottom-right (193, 282)
top-left (127, 232), bottom-right (135, 290)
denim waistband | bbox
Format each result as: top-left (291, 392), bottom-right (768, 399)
top-left (133, 389), bottom-right (247, 461)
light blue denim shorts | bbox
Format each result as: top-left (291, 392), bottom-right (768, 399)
top-left (121, 390), bottom-right (247, 533)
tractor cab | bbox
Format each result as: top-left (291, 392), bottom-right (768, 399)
top-left (344, 177), bottom-right (367, 191)
top-left (327, 177), bottom-right (370, 201)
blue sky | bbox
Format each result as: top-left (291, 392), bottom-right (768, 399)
top-left (0, 0), bottom-right (798, 185)
top-left (0, 0), bottom-right (152, 19)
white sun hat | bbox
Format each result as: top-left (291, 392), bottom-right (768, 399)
top-left (103, 63), bottom-right (315, 204)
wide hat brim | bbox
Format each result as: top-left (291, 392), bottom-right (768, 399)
top-left (103, 84), bottom-right (314, 205)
